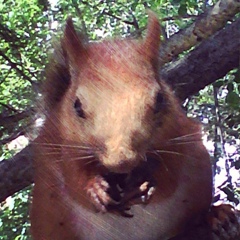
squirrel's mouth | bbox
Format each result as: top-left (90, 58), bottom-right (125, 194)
top-left (100, 159), bottom-right (157, 217)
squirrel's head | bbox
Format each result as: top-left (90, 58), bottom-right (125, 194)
top-left (45, 13), bottom-right (177, 173)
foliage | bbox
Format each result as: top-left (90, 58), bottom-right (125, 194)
top-left (0, 186), bottom-right (32, 240)
top-left (0, 0), bottom-right (239, 239)
top-left (0, 0), bottom-right (49, 148)
top-left (187, 68), bottom-right (240, 206)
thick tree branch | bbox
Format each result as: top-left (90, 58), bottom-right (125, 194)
top-left (159, 0), bottom-right (240, 65)
top-left (0, 144), bottom-right (33, 202)
top-left (0, 110), bottom-right (32, 128)
top-left (161, 18), bottom-right (240, 100)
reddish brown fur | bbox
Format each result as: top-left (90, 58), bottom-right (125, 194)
top-left (31, 13), bottom-right (213, 240)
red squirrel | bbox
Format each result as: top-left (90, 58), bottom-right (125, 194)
top-left (31, 12), bottom-right (213, 239)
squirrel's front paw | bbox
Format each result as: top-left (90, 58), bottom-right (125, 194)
top-left (86, 175), bottom-right (117, 212)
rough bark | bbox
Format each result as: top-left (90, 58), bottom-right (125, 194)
top-left (0, 144), bottom-right (33, 202)
top-left (159, 0), bottom-right (240, 65)
top-left (161, 17), bottom-right (240, 100)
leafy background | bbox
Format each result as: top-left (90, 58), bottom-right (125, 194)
top-left (0, 0), bottom-right (239, 239)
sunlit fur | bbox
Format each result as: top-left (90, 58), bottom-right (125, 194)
top-left (31, 12), bottom-right (213, 240)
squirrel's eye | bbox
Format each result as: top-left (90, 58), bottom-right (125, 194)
top-left (74, 98), bottom-right (85, 118)
top-left (154, 92), bottom-right (165, 114)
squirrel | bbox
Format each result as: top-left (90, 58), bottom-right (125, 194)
top-left (30, 12), bottom-right (214, 240)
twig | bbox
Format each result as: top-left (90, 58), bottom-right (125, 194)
top-left (102, 10), bottom-right (136, 26)
top-left (161, 14), bottom-right (197, 22)
top-left (0, 50), bottom-right (34, 84)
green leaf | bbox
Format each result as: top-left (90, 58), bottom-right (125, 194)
top-left (178, 3), bottom-right (187, 16)
top-left (226, 91), bottom-right (240, 106)
top-left (233, 68), bottom-right (240, 83)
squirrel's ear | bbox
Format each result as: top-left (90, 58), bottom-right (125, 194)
top-left (143, 11), bottom-right (161, 60)
top-left (62, 18), bottom-right (87, 68)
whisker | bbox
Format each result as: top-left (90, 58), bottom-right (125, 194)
top-left (154, 149), bottom-right (188, 157)
top-left (35, 146), bottom-right (62, 150)
top-left (53, 155), bottom-right (95, 163)
top-left (84, 159), bottom-right (98, 166)
top-left (150, 151), bottom-right (169, 171)
top-left (165, 140), bottom-right (203, 146)
top-left (152, 149), bottom-right (197, 161)
top-left (75, 155), bottom-right (95, 160)
top-left (32, 142), bottom-right (91, 150)
top-left (168, 132), bottom-right (202, 142)
top-left (38, 152), bottom-right (62, 156)
top-left (139, 153), bottom-right (147, 162)
top-left (38, 150), bottom-right (91, 156)
top-left (143, 154), bottom-right (147, 162)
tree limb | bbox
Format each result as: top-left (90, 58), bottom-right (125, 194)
top-left (0, 144), bottom-right (33, 202)
top-left (161, 18), bottom-right (240, 100)
top-left (0, 50), bottom-right (34, 84)
top-left (0, 110), bottom-right (32, 128)
top-left (159, 0), bottom-right (240, 65)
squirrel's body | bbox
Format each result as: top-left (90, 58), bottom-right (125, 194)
top-left (31, 13), bottom-right (213, 240)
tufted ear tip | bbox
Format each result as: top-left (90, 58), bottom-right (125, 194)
top-left (65, 17), bottom-right (74, 32)
top-left (64, 17), bottom-right (78, 47)
top-left (144, 11), bottom-right (161, 59)
top-left (62, 17), bottom-right (86, 67)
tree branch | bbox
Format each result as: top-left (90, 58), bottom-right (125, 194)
top-left (159, 0), bottom-right (240, 65)
top-left (0, 109), bottom-right (32, 128)
top-left (0, 144), bottom-right (33, 202)
top-left (0, 50), bottom-right (34, 84)
top-left (161, 18), bottom-right (240, 101)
